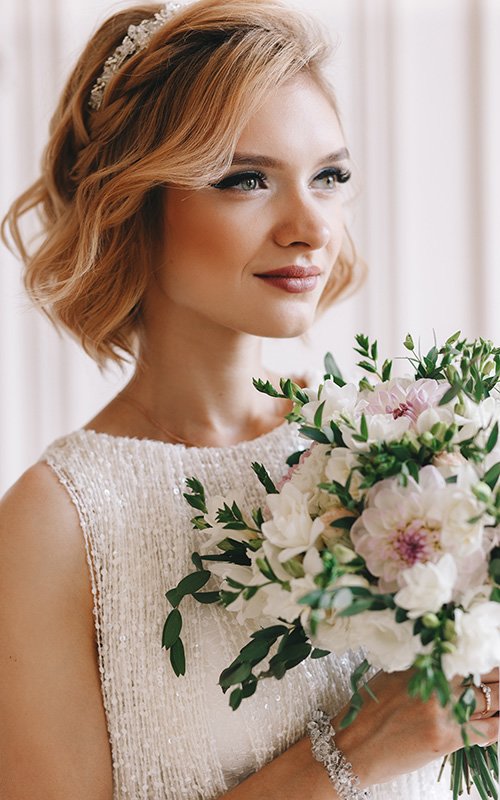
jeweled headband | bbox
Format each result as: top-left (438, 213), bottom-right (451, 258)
top-left (89, 2), bottom-right (186, 111)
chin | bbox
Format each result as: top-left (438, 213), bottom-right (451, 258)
top-left (239, 308), bottom-right (316, 339)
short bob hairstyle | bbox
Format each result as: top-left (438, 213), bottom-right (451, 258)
top-left (2, 0), bottom-right (363, 367)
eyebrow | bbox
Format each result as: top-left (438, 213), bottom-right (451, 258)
top-left (230, 148), bottom-right (350, 169)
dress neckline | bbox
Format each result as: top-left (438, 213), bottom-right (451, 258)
top-left (75, 419), bottom-right (294, 454)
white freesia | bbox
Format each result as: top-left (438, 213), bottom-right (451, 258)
top-left (454, 395), bottom-right (500, 444)
top-left (286, 443), bottom-right (336, 514)
top-left (341, 413), bottom-right (411, 452)
top-left (394, 554), bottom-right (457, 618)
top-left (301, 380), bottom-right (359, 425)
top-left (324, 448), bottom-right (363, 500)
top-left (200, 491), bottom-right (247, 551)
top-left (261, 482), bottom-right (324, 561)
top-left (442, 602), bottom-right (500, 680)
top-left (349, 610), bottom-right (423, 671)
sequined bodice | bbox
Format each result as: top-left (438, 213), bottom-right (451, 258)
top-left (43, 425), bottom-right (451, 799)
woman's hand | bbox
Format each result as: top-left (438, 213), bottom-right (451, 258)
top-left (333, 667), bottom-right (499, 788)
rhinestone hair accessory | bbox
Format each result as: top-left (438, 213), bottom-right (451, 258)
top-left (89, 2), bottom-right (184, 111)
top-left (307, 710), bottom-right (372, 800)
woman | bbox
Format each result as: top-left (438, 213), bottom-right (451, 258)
top-left (1, 1), bottom-right (497, 798)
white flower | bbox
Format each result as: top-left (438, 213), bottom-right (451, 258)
top-left (286, 443), bottom-right (335, 515)
top-left (349, 610), bottom-right (423, 672)
top-left (394, 554), bottom-right (457, 618)
top-left (262, 482), bottom-right (324, 562)
top-left (454, 395), bottom-right (500, 444)
top-left (442, 602), bottom-right (500, 680)
top-left (351, 465), bottom-right (485, 590)
top-left (301, 380), bottom-right (359, 425)
top-left (324, 448), bottom-right (364, 500)
top-left (310, 615), bottom-right (354, 655)
top-left (261, 574), bottom-right (317, 624)
top-left (361, 378), bottom-right (451, 426)
top-left (341, 413), bottom-right (410, 452)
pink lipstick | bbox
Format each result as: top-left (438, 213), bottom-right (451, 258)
top-left (255, 265), bottom-right (321, 294)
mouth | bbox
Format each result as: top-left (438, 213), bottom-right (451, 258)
top-left (255, 265), bottom-right (322, 294)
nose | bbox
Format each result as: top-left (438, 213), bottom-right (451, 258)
top-left (272, 191), bottom-right (332, 250)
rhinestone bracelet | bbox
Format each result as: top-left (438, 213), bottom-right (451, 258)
top-left (307, 710), bottom-right (372, 800)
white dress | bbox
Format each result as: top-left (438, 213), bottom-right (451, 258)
top-left (43, 423), bottom-right (452, 799)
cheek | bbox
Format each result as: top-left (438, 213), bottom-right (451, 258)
top-left (165, 199), bottom-right (257, 273)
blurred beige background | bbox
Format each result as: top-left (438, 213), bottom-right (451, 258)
top-left (1, 0), bottom-right (500, 494)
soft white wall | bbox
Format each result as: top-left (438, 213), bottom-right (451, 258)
top-left (1, 0), bottom-right (499, 494)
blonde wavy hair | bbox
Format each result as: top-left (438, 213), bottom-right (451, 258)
top-left (2, 0), bottom-right (363, 367)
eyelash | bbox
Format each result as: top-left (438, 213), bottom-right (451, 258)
top-left (211, 167), bottom-right (352, 192)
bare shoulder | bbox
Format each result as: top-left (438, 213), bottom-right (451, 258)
top-left (0, 463), bottom-right (112, 799)
top-left (0, 461), bottom-right (90, 607)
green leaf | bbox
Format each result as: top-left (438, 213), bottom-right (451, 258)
top-left (252, 378), bottom-right (282, 398)
top-left (162, 608), bottom-right (183, 649)
top-left (324, 352), bottom-right (344, 382)
top-left (238, 638), bottom-right (272, 663)
top-left (229, 688), bottom-right (243, 710)
top-left (183, 493), bottom-right (208, 513)
top-left (311, 648), bottom-right (330, 659)
top-left (176, 570), bottom-right (211, 597)
top-left (165, 587), bottom-right (182, 608)
top-left (439, 384), bottom-right (460, 406)
top-left (484, 462), bottom-right (500, 490)
top-left (286, 449), bottom-right (304, 467)
top-left (250, 625), bottom-right (289, 641)
top-left (170, 637), bottom-right (186, 676)
top-left (381, 359), bottom-right (392, 382)
top-left (358, 360), bottom-right (377, 374)
top-left (219, 661), bottom-right (252, 690)
top-left (251, 462), bottom-right (278, 494)
top-left (329, 515), bottom-right (355, 530)
top-left (299, 425), bottom-right (331, 444)
top-left (191, 552), bottom-right (204, 570)
top-left (192, 591), bottom-right (220, 604)
top-left (486, 422), bottom-right (499, 454)
top-left (314, 401), bottom-right (326, 428)
top-left (360, 414), bottom-right (369, 441)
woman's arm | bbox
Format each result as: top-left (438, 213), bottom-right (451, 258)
top-left (0, 463), bottom-right (113, 800)
top-left (221, 667), bottom-right (498, 799)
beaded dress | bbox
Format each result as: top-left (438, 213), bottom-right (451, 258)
top-left (43, 423), bottom-right (452, 800)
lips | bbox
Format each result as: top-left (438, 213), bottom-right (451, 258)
top-left (255, 265), bottom-right (322, 294)
top-left (256, 265), bottom-right (321, 278)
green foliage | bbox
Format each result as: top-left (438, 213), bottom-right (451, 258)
top-left (251, 462), bottom-right (278, 494)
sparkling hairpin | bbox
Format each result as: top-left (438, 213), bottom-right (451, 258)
top-left (89, 2), bottom-right (184, 111)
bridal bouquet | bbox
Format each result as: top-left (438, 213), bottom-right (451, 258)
top-left (163, 333), bottom-right (500, 799)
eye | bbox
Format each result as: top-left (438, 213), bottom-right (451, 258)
top-left (211, 171), bottom-right (267, 192)
top-left (314, 167), bottom-right (352, 189)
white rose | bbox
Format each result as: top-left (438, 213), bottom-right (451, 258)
top-left (394, 554), bottom-right (457, 618)
top-left (262, 482), bottom-right (324, 562)
top-left (442, 602), bottom-right (500, 680)
top-left (341, 413), bottom-right (411, 453)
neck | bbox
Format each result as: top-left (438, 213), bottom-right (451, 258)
top-left (124, 314), bottom-right (288, 447)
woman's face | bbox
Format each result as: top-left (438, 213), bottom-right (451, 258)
top-left (155, 75), bottom-right (350, 340)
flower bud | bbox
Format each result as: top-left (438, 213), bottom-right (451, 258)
top-left (414, 654), bottom-right (431, 669)
top-left (422, 613), bottom-right (440, 629)
top-left (421, 432), bottom-right (435, 448)
top-left (443, 619), bottom-right (457, 642)
top-left (440, 641), bottom-right (457, 655)
top-left (332, 543), bottom-right (357, 564)
top-left (473, 482), bottom-right (492, 503)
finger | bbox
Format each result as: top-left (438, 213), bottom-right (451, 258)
top-left (470, 682), bottom-right (499, 720)
top-left (480, 667), bottom-right (500, 684)
top-left (462, 717), bottom-right (500, 749)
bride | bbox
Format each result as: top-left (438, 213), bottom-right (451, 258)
top-left (1, 1), bottom-right (497, 798)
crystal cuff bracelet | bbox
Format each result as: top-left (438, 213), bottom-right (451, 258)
top-left (307, 710), bottom-right (371, 800)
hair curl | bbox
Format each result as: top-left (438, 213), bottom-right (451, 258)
top-left (2, 0), bottom-right (364, 367)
